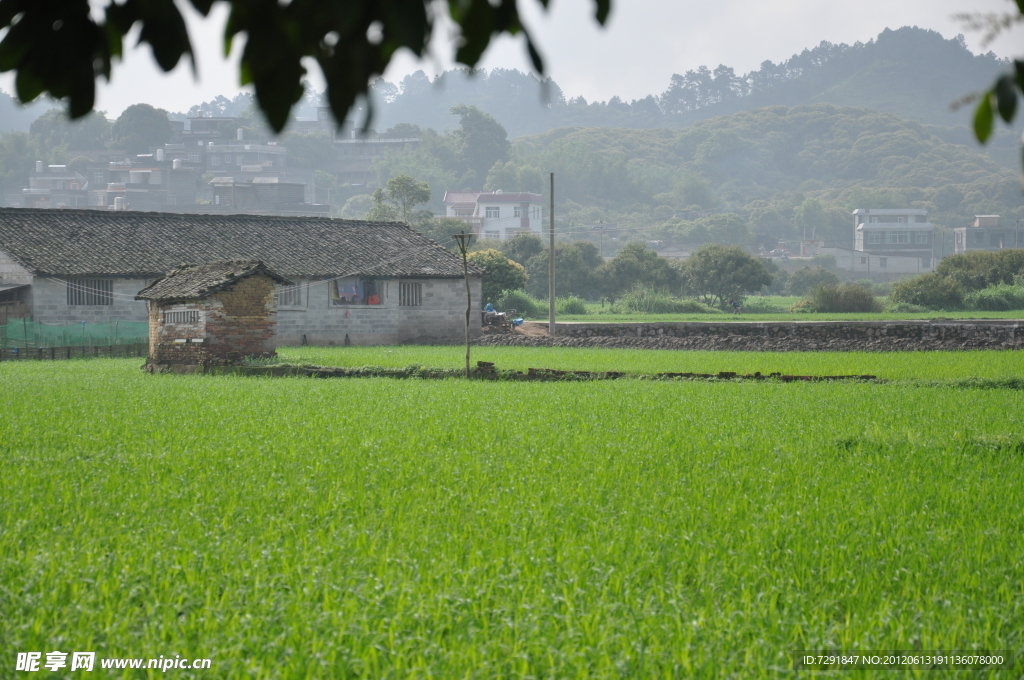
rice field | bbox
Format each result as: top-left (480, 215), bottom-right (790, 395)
top-left (280, 345), bottom-right (1024, 381)
top-left (2, 353), bottom-right (1023, 678)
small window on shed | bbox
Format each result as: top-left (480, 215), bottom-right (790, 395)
top-left (165, 310), bottom-right (200, 324)
top-left (67, 279), bottom-right (113, 306)
top-left (399, 282), bottom-right (422, 306)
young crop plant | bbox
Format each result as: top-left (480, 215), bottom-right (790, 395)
top-left (2, 359), bottom-right (1024, 677)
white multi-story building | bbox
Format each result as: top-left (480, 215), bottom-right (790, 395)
top-left (442, 190), bottom-right (544, 240)
top-left (853, 208), bottom-right (935, 270)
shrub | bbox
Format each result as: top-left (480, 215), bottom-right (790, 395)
top-left (936, 250), bottom-right (1024, 291)
top-left (787, 266), bottom-right (840, 295)
top-left (889, 274), bottom-right (964, 310)
top-left (965, 284), bottom-right (1024, 311)
top-left (804, 283), bottom-right (882, 313)
top-left (467, 249), bottom-right (528, 303)
top-left (615, 286), bottom-right (720, 314)
top-left (494, 289), bottom-right (542, 317)
top-left (556, 295), bottom-right (588, 315)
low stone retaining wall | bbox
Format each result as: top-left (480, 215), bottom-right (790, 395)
top-left (476, 320), bottom-right (1024, 351)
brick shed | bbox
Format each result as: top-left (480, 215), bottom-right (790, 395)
top-left (136, 260), bottom-right (292, 370)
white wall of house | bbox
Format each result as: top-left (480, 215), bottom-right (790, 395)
top-left (820, 247), bottom-right (935, 274)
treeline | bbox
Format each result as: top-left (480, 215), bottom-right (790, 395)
top-left (465, 234), bottom-right (773, 308)
top-left (0, 105), bottom-right (179, 193)
top-left (369, 103), bottom-right (1024, 251)
top-left (366, 27), bottom-right (1008, 137)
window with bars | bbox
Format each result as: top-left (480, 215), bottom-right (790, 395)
top-left (278, 284), bottom-right (303, 306)
top-left (914, 231), bottom-right (929, 244)
top-left (67, 279), bottom-right (113, 306)
top-left (885, 231), bottom-right (910, 244)
top-left (399, 282), bottom-right (423, 306)
top-left (867, 232), bottom-right (882, 244)
top-left (164, 310), bottom-right (200, 324)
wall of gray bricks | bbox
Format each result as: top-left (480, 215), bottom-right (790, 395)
top-left (23, 274), bottom-right (480, 345)
top-left (276, 277), bottom-right (482, 345)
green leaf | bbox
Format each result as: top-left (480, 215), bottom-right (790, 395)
top-left (994, 74), bottom-right (1018, 123)
top-left (974, 90), bottom-right (994, 143)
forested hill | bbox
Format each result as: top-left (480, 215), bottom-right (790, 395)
top-left (370, 27), bottom-right (1009, 138)
top-left (480, 104), bottom-right (1023, 246)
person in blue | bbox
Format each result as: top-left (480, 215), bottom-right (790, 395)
top-left (484, 303), bottom-right (496, 313)
top-left (730, 299), bottom-right (741, 314)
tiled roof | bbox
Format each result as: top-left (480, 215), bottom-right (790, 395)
top-left (0, 208), bottom-right (479, 278)
top-left (136, 260), bottom-right (292, 302)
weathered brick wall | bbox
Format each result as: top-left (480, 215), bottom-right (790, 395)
top-left (203, 275), bottom-right (277, 359)
top-left (149, 274), bottom-right (278, 365)
top-left (150, 301), bottom-right (209, 364)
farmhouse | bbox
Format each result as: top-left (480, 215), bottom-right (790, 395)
top-left (136, 260), bottom-right (291, 369)
top-left (0, 208), bottom-right (481, 345)
top-left (443, 190), bottom-right (544, 241)
top-left (952, 215), bottom-right (1023, 254)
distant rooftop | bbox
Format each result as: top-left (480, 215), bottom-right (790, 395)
top-left (851, 208), bottom-right (928, 215)
top-left (443, 190), bottom-right (543, 204)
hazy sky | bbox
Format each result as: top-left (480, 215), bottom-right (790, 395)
top-left (2, 0), bottom-right (1021, 117)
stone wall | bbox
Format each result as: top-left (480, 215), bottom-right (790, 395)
top-left (476, 320), bottom-right (1024, 352)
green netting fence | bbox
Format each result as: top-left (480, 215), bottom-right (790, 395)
top-left (1, 320), bottom-right (149, 349)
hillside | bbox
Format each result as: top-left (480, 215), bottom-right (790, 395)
top-left (370, 27), bottom-right (1011, 139)
top-left (495, 104), bottom-right (1023, 247)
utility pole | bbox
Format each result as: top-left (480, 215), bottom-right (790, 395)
top-left (549, 172), bottom-right (555, 335)
top-left (594, 220), bottom-right (606, 258)
top-left (453, 231), bottom-right (472, 379)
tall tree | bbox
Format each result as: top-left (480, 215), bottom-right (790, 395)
top-left (450, 104), bottom-right (510, 189)
top-left (112, 104), bottom-right (171, 154)
top-left (682, 244), bottom-right (773, 307)
top-left (367, 173), bottom-right (431, 223)
top-left (29, 109), bottom-right (111, 153)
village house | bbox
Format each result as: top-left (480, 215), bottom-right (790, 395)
top-left (852, 208), bottom-right (935, 267)
top-left (136, 260), bottom-right (291, 370)
top-left (952, 215), bottom-right (1022, 254)
top-left (0, 208), bottom-right (481, 345)
top-left (443, 190), bottom-right (544, 241)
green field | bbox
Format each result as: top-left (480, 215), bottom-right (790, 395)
top-left (2, 351), bottom-right (1023, 677)
top-left (280, 345), bottom-right (1024, 381)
